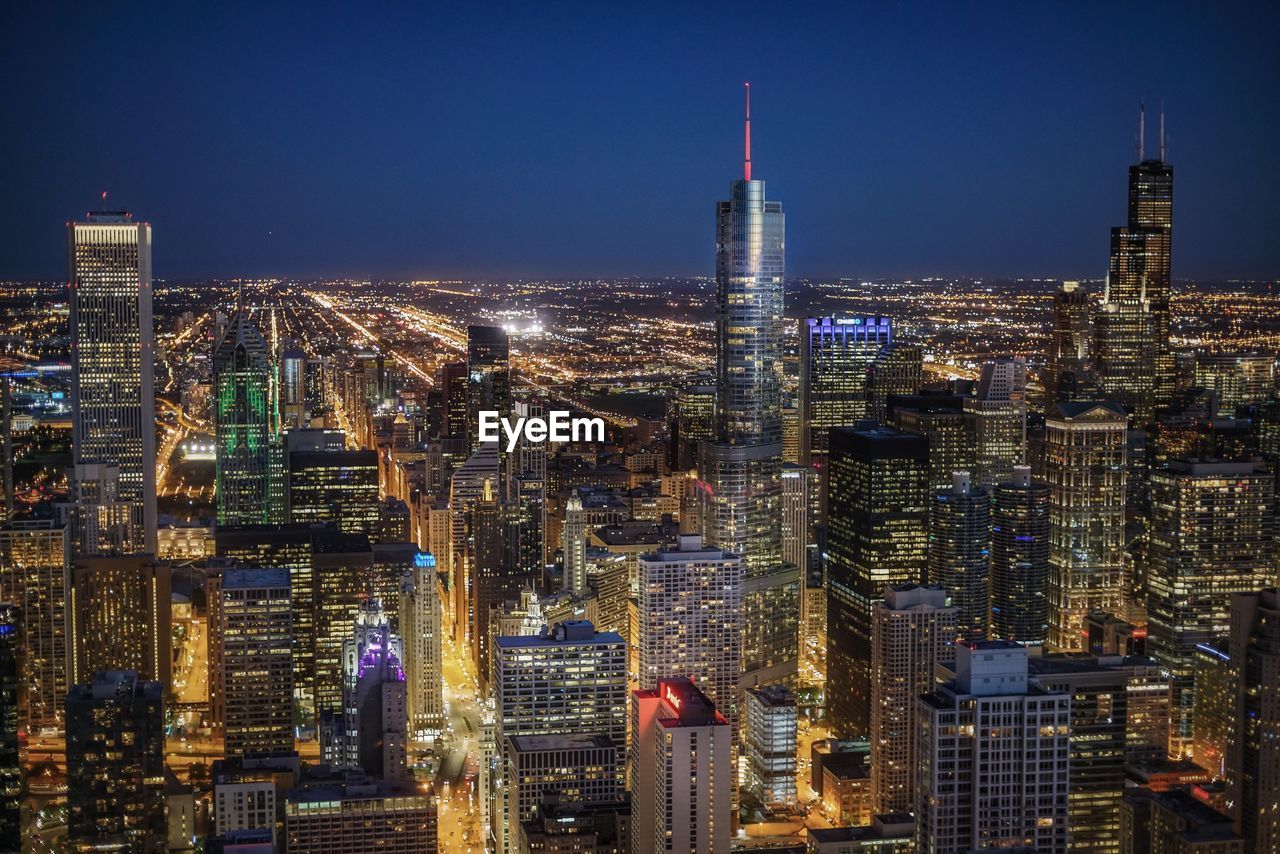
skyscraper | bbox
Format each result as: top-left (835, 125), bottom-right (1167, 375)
top-left (963, 357), bottom-right (1027, 488)
top-left (699, 85), bottom-right (798, 690)
top-left (743, 684), bottom-right (797, 810)
top-left (1045, 402), bottom-right (1127, 651)
top-left (869, 584), bottom-right (957, 815)
top-left (67, 210), bottom-right (157, 555)
top-left (219, 567), bottom-right (293, 758)
top-left (0, 520), bottom-right (69, 734)
top-left (636, 535), bottom-right (742, 728)
top-left (467, 325), bottom-right (511, 454)
top-left (826, 425), bottom-right (930, 737)
top-left (927, 471), bottom-right (991, 641)
top-left (631, 677), bottom-right (732, 854)
top-left (1045, 280), bottom-right (1093, 405)
top-left (67, 554), bottom-right (172, 687)
top-left (916, 642), bottom-right (1071, 853)
top-left (214, 310), bottom-right (282, 526)
top-left (1225, 589), bottom-right (1280, 854)
top-left (66, 671), bottom-right (166, 853)
top-left (990, 466), bottom-right (1052, 646)
top-left (287, 447), bottom-right (380, 537)
top-left (400, 554), bottom-right (444, 738)
top-left (0, 604), bottom-right (18, 851)
top-left (888, 394), bottom-right (979, 495)
top-left (1147, 460), bottom-right (1276, 758)
top-left (1095, 106), bottom-right (1173, 423)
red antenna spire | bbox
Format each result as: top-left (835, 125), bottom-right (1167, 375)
top-left (744, 82), bottom-right (752, 181)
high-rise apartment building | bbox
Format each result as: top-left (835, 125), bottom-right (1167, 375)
top-left (743, 684), bottom-right (797, 810)
top-left (927, 471), bottom-right (991, 641)
top-left (467, 325), bottom-right (511, 454)
top-left (1193, 352), bottom-right (1275, 410)
top-left (494, 621), bottom-right (626, 854)
top-left (219, 567), bottom-right (293, 758)
top-left (781, 463), bottom-right (813, 572)
top-left (699, 87), bottom-right (798, 691)
top-left (963, 357), bottom-right (1027, 488)
top-left (214, 310), bottom-right (282, 526)
top-left (1045, 402), bottom-right (1127, 651)
top-left (1147, 460), bottom-right (1275, 758)
top-left (631, 677), bottom-right (732, 854)
top-left (504, 733), bottom-right (622, 848)
top-left (1095, 110), bottom-right (1173, 422)
top-left (400, 554), bottom-right (444, 737)
top-left (67, 210), bottom-right (157, 555)
top-left (1045, 281), bottom-right (1094, 406)
top-left (66, 671), bottom-right (166, 853)
top-left (870, 584), bottom-right (957, 815)
top-left (636, 534), bottom-right (742, 726)
top-left (888, 395), bottom-right (978, 495)
top-left (1225, 589), bottom-right (1280, 854)
top-left (826, 425), bottom-right (930, 737)
top-left (990, 466), bottom-right (1052, 645)
top-left (916, 642), bottom-right (1071, 853)
top-left (0, 520), bottom-right (69, 734)
top-left (0, 603), bottom-right (17, 851)
top-left (67, 554), bottom-right (172, 687)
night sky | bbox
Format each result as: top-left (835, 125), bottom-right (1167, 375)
top-left (4, 2), bottom-right (1278, 281)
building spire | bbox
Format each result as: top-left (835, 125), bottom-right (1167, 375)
top-left (1159, 100), bottom-right (1166, 162)
top-left (744, 82), bottom-right (752, 181)
top-left (1137, 100), bottom-right (1145, 162)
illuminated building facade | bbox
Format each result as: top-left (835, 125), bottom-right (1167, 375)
top-left (631, 677), bottom-right (731, 854)
top-left (67, 554), bottom-right (172, 688)
top-left (66, 671), bottom-right (166, 853)
top-left (466, 325), bottom-right (511, 454)
top-left (963, 357), bottom-right (1027, 488)
top-left (67, 211), bottom-right (157, 555)
top-left (219, 567), bottom-right (293, 758)
top-left (0, 520), bottom-right (69, 734)
top-left (287, 448), bottom-right (379, 537)
top-left (889, 395), bottom-right (978, 495)
top-left (700, 88), bottom-right (798, 691)
top-left (743, 684), bottom-right (797, 810)
top-left (214, 310), bottom-right (282, 526)
top-left (1147, 460), bottom-right (1275, 758)
top-left (826, 425), bottom-right (929, 737)
top-left (1045, 402), bottom-right (1127, 652)
top-left (1226, 589), bottom-right (1280, 854)
top-left (1193, 352), bottom-right (1275, 410)
top-left (504, 733), bottom-right (621, 848)
top-left (0, 604), bottom-right (17, 851)
top-left (916, 642), bottom-right (1070, 853)
top-left (399, 554), bottom-right (444, 736)
top-left (870, 584), bottom-right (956, 815)
top-left (284, 779), bottom-right (437, 854)
top-left (1045, 280), bottom-right (1093, 405)
top-left (927, 471), bottom-right (991, 641)
top-left (990, 466), bottom-right (1051, 645)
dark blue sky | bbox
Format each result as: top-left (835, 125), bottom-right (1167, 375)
top-left (4, 2), bottom-right (1278, 281)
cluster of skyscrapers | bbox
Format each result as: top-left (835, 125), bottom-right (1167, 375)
top-left (0, 95), bottom-right (1276, 854)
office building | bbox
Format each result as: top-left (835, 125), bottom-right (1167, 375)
top-left (494, 621), bottom-right (627, 854)
top-left (505, 734), bottom-right (622, 847)
top-left (0, 604), bottom-right (17, 851)
top-left (1147, 460), bottom-right (1275, 758)
top-left (281, 345), bottom-right (307, 429)
top-left (212, 754), bottom-right (301, 845)
top-left (67, 210), bottom-right (157, 555)
top-left (467, 325), bottom-right (511, 454)
top-left (927, 471), bottom-right (991, 641)
top-left (563, 491), bottom-right (627, 597)
top-left (220, 567), bottom-right (293, 758)
top-left (448, 442), bottom-right (500, 643)
top-left (66, 671), bottom-right (166, 853)
top-left (67, 554), bottom-right (172, 687)
top-left (699, 88), bottom-right (798, 691)
top-left (916, 642), bottom-right (1071, 853)
top-left (888, 394), bottom-right (979, 495)
top-left (400, 554), bottom-right (444, 737)
top-left (288, 447), bottom-right (380, 537)
top-left (990, 466), bottom-right (1052, 645)
top-left (781, 463), bottom-right (812, 571)
top-left (799, 316), bottom-right (894, 519)
top-left (1095, 110), bottom-right (1174, 422)
top-left (1045, 402), bottom-right (1127, 651)
top-left (1194, 352), bottom-right (1274, 410)
top-left (1121, 789), bottom-right (1243, 854)
top-left (743, 683), bottom-right (798, 810)
top-left (0, 520), bottom-right (69, 734)
top-left (964, 357), bottom-right (1027, 487)
top-left (1225, 589), bottom-right (1280, 854)
top-left (324, 599), bottom-right (408, 781)
top-left (518, 797), bottom-right (631, 854)
top-left (826, 425), bottom-right (930, 737)
top-left (670, 380), bottom-right (716, 472)
top-left (636, 535), bottom-right (741, 726)
top-left (631, 677), bottom-right (731, 854)
top-left (1045, 280), bottom-right (1094, 405)
top-left (867, 343), bottom-right (924, 423)
top-left (807, 819), bottom-right (915, 854)
top-left (214, 310), bottom-right (282, 526)
top-left (869, 584), bottom-right (957, 815)
top-left (285, 778), bottom-right (437, 854)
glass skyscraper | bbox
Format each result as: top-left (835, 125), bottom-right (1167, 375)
top-left (67, 210), bottom-right (157, 555)
top-left (699, 86), bottom-right (798, 689)
top-left (214, 310), bottom-right (281, 526)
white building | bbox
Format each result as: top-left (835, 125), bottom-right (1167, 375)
top-left (743, 684), bottom-right (797, 809)
top-left (399, 554), bottom-right (444, 738)
top-left (870, 583), bottom-right (957, 815)
top-left (631, 677), bottom-right (732, 854)
top-left (915, 641), bottom-right (1071, 853)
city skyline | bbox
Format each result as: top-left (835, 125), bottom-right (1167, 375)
top-left (4, 4), bottom-right (1279, 281)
